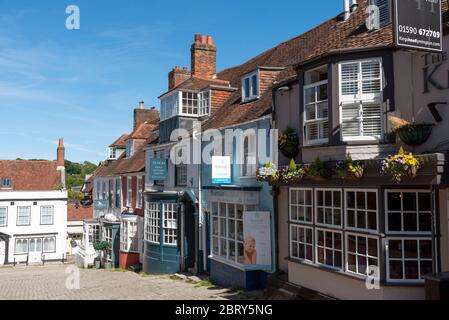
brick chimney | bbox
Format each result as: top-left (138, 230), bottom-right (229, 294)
top-left (57, 138), bottom-right (65, 167)
top-left (191, 34), bottom-right (216, 79)
top-left (168, 66), bottom-right (191, 90)
top-left (133, 101), bottom-right (160, 131)
top-left (57, 138), bottom-right (66, 189)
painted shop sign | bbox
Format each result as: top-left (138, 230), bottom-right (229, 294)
top-left (93, 199), bottom-right (108, 210)
top-left (394, 0), bottom-right (443, 52)
top-left (150, 158), bottom-right (167, 181)
top-left (422, 51), bottom-right (449, 92)
top-left (243, 211), bottom-right (272, 271)
top-left (208, 190), bottom-right (259, 205)
top-left (211, 156), bottom-right (231, 184)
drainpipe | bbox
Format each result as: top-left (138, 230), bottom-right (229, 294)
top-left (271, 86), bottom-right (279, 274)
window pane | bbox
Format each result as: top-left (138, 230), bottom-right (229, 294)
top-left (420, 240), bottom-right (432, 259)
top-left (389, 260), bottom-right (403, 279)
top-left (403, 193), bottom-right (417, 211)
top-left (404, 240), bottom-right (418, 259)
top-left (389, 240), bottom-right (403, 258)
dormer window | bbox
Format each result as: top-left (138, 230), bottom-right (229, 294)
top-left (242, 71), bottom-right (259, 102)
top-left (1, 178), bottom-right (12, 189)
top-left (126, 139), bottom-right (134, 158)
top-left (198, 90), bottom-right (211, 116)
top-left (367, 0), bottom-right (392, 30)
top-left (108, 147), bottom-right (117, 160)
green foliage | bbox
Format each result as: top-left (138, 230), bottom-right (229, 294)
top-left (68, 189), bottom-right (83, 201)
top-left (307, 157), bottom-right (332, 178)
top-left (93, 241), bottom-right (111, 252)
top-left (65, 160), bottom-right (98, 200)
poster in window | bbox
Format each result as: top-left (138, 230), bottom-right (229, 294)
top-left (243, 211), bottom-right (272, 271)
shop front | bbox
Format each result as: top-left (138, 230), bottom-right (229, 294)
top-left (142, 191), bottom-right (197, 275)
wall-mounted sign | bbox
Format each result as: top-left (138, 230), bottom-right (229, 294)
top-left (93, 199), bottom-right (108, 210)
top-left (211, 156), bottom-right (231, 184)
top-left (243, 211), bottom-right (272, 271)
top-left (208, 190), bottom-right (259, 205)
top-left (150, 158), bottom-right (167, 181)
top-left (394, 0), bottom-right (443, 52)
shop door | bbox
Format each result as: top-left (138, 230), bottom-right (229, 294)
top-left (28, 238), bottom-right (43, 263)
top-left (0, 240), bottom-right (6, 265)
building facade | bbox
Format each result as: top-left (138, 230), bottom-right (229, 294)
top-left (0, 139), bottom-right (67, 265)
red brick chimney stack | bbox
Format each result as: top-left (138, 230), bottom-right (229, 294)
top-left (191, 34), bottom-right (216, 79)
top-left (57, 138), bottom-right (65, 167)
top-left (168, 65), bottom-right (191, 90)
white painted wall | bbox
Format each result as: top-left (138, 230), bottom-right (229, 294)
top-left (0, 190), bottom-right (67, 264)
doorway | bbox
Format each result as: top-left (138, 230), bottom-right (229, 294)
top-left (28, 238), bottom-right (43, 263)
top-left (0, 240), bottom-right (6, 265)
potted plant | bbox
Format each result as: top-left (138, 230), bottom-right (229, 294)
top-left (306, 157), bottom-right (332, 181)
top-left (336, 154), bottom-right (365, 180)
top-left (279, 127), bottom-right (299, 159)
top-left (93, 241), bottom-right (112, 269)
top-left (257, 161), bottom-right (281, 186)
top-left (381, 147), bottom-right (420, 183)
top-left (281, 159), bottom-right (305, 184)
top-left (389, 116), bottom-right (433, 146)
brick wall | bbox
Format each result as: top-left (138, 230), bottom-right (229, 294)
top-left (191, 34), bottom-right (216, 79)
top-left (211, 89), bottom-right (234, 114)
top-left (168, 66), bottom-right (190, 90)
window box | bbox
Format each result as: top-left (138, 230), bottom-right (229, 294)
top-left (394, 123), bottom-right (433, 147)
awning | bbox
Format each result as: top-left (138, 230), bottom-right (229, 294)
top-left (0, 232), bottom-right (10, 240)
top-left (181, 189), bottom-right (199, 205)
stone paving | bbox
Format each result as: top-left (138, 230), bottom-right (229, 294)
top-left (0, 263), bottom-right (242, 300)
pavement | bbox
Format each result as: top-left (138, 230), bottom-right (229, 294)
top-left (0, 263), bottom-right (249, 300)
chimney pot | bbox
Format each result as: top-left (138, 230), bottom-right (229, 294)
top-left (139, 101), bottom-right (145, 110)
top-left (182, 66), bottom-right (188, 71)
top-left (191, 33), bottom-right (217, 79)
top-left (207, 35), bottom-right (213, 45)
top-left (194, 34), bottom-right (202, 43)
top-left (200, 35), bottom-right (207, 44)
top-left (344, 0), bottom-right (350, 20)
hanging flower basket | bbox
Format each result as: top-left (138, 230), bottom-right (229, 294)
top-left (257, 162), bottom-right (281, 186)
top-left (381, 147), bottom-right (420, 183)
top-left (336, 154), bottom-right (365, 181)
top-left (394, 123), bottom-right (433, 147)
top-left (279, 128), bottom-right (299, 159)
top-left (280, 159), bottom-right (305, 185)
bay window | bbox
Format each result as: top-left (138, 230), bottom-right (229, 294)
top-left (198, 90), bottom-right (210, 116)
top-left (290, 225), bottom-right (313, 262)
top-left (121, 220), bottom-right (138, 252)
top-left (182, 91), bottom-right (198, 115)
top-left (346, 233), bottom-right (379, 276)
top-left (304, 66), bottom-right (329, 145)
top-left (315, 189), bottom-right (342, 228)
top-left (290, 188), bottom-right (313, 224)
top-left (339, 59), bottom-right (383, 141)
top-left (145, 202), bottom-right (160, 244)
top-left (345, 190), bottom-right (378, 232)
top-left (163, 203), bottom-right (178, 245)
top-left (211, 202), bottom-right (256, 265)
top-left (316, 229), bottom-right (343, 269)
top-left (160, 91), bottom-right (179, 120)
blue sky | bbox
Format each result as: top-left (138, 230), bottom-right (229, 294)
top-left (0, 0), bottom-right (341, 164)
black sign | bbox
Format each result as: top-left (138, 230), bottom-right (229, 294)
top-left (394, 0), bottom-right (443, 52)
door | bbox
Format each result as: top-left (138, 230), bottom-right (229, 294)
top-left (0, 240), bottom-right (5, 265)
top-left (28, 238), bottom-right (43, 263)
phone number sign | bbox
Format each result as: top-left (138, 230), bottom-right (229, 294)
top-left (394, 0), bottom-right (443, 52)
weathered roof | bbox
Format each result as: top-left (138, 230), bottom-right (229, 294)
top-left (109, 134), bottom-right (129, 148)
top-left (0, 160), bottom-right (61, 191)
top-left (68, 202), bottom-right (93, 221)
top-left (159, 76), bottom-right (232, 98)
top-left (202, 0), bottom-right (448, 130)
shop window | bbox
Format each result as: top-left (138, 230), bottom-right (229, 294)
top-left (145, 202), bottom-right (160, 244)
top-left (290, 188), bottom-right (313, 223)
top-left (346, 190), bottom-right (378, 232)
top-left (346, 233), bottom-right (379, 276)
top-left (315, 189), bottom-right (342, 228)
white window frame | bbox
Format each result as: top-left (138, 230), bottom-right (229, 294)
top-left (210, 202), bottom-right (255, 267)
top-left (339, 58), bottom-right (383, 142)
top-left (102, 227), bottom-right (113, 262)
top-left (314, 188), bottom-right (343, 228)
top-left (43, 237), bottom-right (56, 253)
top-left (386, 237), bottom-right (433, 283)
top-left (126, 139), bottom-right (134, 158)
top-left (126, 177), bottom-right (132, 208)
top-left (121, 219), bottom-right (139, 253)
top-left (86, 224), bottom-right (100, 247)
top-left (289, 188), bottom-right (313, 224)
top-left (40, 205), bottom-right (54, 225)
top-left (163, 203), bottom-right (178, 246)
top-left (368, 0), bottom-right (392, 30)
top-left (345, 232), bottom-right (380, 277)
top-left (180, 91), bottom-right (199, 116)
top-left (0, 207), bottom-right (7, 227)
top-left (344, 189), bottom-right (379, 233)
top-left (241, 70), bottom-right (260, 102)
top-left (136, 176), bottom-right (143, 209)
top-left (290, 224), bottom-right (314, 263)
top-left (115, 178), bottom-right (122, 209)
top-left (315, 228), bottom-right (343, 270)
top-left (384, 190), bottom-right (432, 235)
top-left (198, 90), bottom-right (211, 116)
top-left (145, 202), bottom-right (160, 244)
top-left (241, 130), bottom-right (257, 177)
top-left (160, 90), bottom-right (180, 121)
top-left (14, 239), bottom-right (28, 255)
top-left (108, 147), bottom-right (117, 160)
top-left (17, 206), bottom-right (31, 226)
top-left (303, 74), bottom-right (329, 146)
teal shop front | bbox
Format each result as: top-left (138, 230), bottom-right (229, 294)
top-left (143, 191), bottom-right (197, 275)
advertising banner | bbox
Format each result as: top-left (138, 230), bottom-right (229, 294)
top-left (243, 211), bottom-right (272, 271)
top-left (211, 156), bottom-right (231, 184)
top-left (150, 158), bottom-right (167, 181)
top-left (394, 0), bottom-right (443, 52)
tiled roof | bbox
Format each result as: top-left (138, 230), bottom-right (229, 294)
top-left (202, 0), bottom-right (449, 130)
top-left (0, 160), bottom-right (61, 191)
top-left (129, 120), bottom-right (159, 140)
top-left (68, 202), bottom-right (93, 221)
top-left (159, 76), bottom-right (232, 98)
top-left (109, 134), bottom-right (129, 148)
